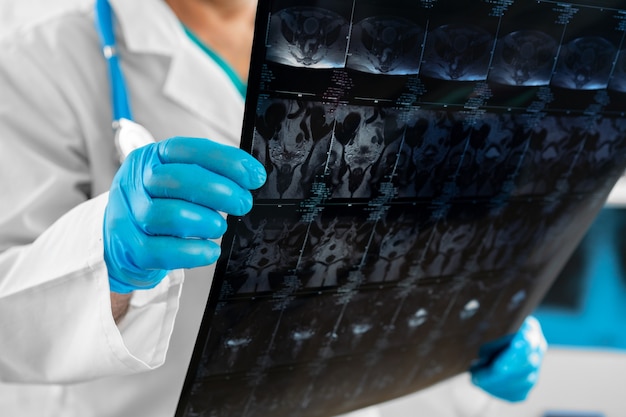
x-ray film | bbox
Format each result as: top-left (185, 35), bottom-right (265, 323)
top-left (176, 1), bottom-right (626, 416)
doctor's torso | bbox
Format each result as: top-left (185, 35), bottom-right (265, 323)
top-left (0, 0), bottom-right (242, 415)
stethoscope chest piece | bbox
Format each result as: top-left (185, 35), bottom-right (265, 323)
top-left (113, 118), bottom-right (157, 161)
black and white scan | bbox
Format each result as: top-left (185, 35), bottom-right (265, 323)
top-left (266, 4), bottom-right (351, 68)
top-left (253, 98), bottom-right (336, 199)
top-left (609, 49), bottom-right (626, 92)
top-left (553, 36), bottom-right (617, 90)
top-left (346, 16), bottom-right (424, 75)
top-left (177, 1), bottom-right (626, 416)
top-left (421, 23), bottom-right (495, 81)
top-left (489, 30), bottom-right (559, 86)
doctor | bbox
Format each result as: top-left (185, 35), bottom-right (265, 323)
top-left (0, 0), bottom-right (545, 416)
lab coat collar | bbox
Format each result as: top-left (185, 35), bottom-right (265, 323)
top-left (107, 0), bottom-right (244, 131)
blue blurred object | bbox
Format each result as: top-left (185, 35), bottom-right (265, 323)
top-left (470, 316), bottom-right (547, 402)
top-left (534, 207), bottom-right (626, 350)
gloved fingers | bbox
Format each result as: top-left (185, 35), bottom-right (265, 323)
top-left (470, 316), bottom-right (547, 402)
top-left (488, 340), bottom-right (540, 375)
top-left (472, 361), bottom-right (539, 386)
top-left (488, 317), bottom-right (546, 372)
top-left (104, 138), bottom-right (254, 293)
top-left (472, 335), bottom-right (535, 375)
top-left (133, 198), bottom-right (227, 239)
top-left (157, 137), bottom-right (267, 190)
top-left (144, 163), bottom-right (254, 216)
top-left (519, 316), bottom-right (548, 353)
top-left (131, 235), bottom-right (222, 271)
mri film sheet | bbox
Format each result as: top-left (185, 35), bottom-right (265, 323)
top-left (177, 1), bottom-right (626, 416)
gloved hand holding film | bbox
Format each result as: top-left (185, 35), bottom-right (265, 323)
top-left (103, 137), bottom-right (267, 294)
top-left (470, 315), bottom-right (547, 402)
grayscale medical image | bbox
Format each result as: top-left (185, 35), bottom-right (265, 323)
top-left (609, 49), bottom-right (626, 92)
top-left (176, 1), bottom-right (626, 416)
top-left (513, 116), bottom-right (626, 196)
top-left (420, 23), bottom-right (494, 81)
top-left (489, 30), bottom-right (558, 86)
top-left (252, 98), bottom-right (336, 199)
top-left (552, 36), bottom-right (617, 90)
top-left (346, 16), bottom-right (424, 75)
top-left (266, 6), bottom-right (350, 68)
top-left (328, 105), bottom-right (408, 199)
top-left (550, 4), bottom-right (623, 90)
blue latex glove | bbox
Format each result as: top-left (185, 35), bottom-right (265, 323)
top-left (103, 137), bottom-right (267, 293)
top-left (470, 315), bottom-right (547, 402)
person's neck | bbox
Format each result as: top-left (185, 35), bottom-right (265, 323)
top-left (165, 0), bottom-right (257, 81)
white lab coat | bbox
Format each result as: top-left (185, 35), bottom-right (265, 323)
top-left (0, 1), bottom-right (498, 416)
top-left (0, 0), bottom-right (241, 415)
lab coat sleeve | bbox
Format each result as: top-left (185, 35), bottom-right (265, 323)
top-left (0, 17), bottom-right (183, 384)
top-left (0, 193), bottom-right (184, 384)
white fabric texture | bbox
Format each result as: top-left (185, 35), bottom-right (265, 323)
top-left (0, 0), bottom-right (242, 415)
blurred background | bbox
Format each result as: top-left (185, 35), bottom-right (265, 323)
top-left (2, 2), bottom-right (626, 416)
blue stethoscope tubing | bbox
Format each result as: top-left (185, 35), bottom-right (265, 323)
top-left (94, 0), bottom-right (156, 161)
top-left (94, 0), bottom-right (133, 123)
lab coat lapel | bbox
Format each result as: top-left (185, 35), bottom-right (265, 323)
top-left (163, 42), bottom-right (245, 134)
top-left (108, 0), bottom-right (245, 135)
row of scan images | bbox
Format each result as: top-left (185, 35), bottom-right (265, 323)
top-left (251, 97), bottom-right (626, 201)
top-left (266, 5), bottom-right (626, 91)
top-left (219, 195), bottom-right (604, 297)
top-left (194, 276), bottom-right (529, 380)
